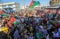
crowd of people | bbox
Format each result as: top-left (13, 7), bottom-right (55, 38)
top-left (0, 9), bottom-right (60, 39)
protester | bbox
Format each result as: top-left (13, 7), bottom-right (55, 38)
top-left (0, 9), bottom-right (60, 39)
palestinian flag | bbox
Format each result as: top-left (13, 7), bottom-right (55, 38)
top-left (29, 1), bottom-right (35, 8)
top-left (29, 1), bottom-right (40, 8)
top-left (10, 16), bottom-right (19, 25)
top-left (0, 10), bottom-right (8, 17)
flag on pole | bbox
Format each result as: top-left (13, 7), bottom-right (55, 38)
top-left (29, 1), bottom-right (35, 6)
top-left (29, 1), bottom-right (40, 8)
top-left (33, 1), bottom-right (40, 7)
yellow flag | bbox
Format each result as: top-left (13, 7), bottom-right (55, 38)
top-left (2, 27), bottom-right (9, 34)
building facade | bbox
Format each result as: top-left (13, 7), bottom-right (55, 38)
top-left (50, 0), bottom-right (60, 6)
top-left (0, 2), bottom-right (20, 11)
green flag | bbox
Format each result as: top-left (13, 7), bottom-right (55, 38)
top-left (29, 1), bottom-right (40, 8)
top-left (33, 1), bottom-right (40, 7)
top-left (2, 13), bottom-right (8, 17)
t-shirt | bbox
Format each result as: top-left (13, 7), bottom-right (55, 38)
top-left (52, 32), bottom-right (59, 37)
top-left (13, 29), bottom-right (19, 39)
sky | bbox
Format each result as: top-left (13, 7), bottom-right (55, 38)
top-left (1, 0), bottom-right (50, 7)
